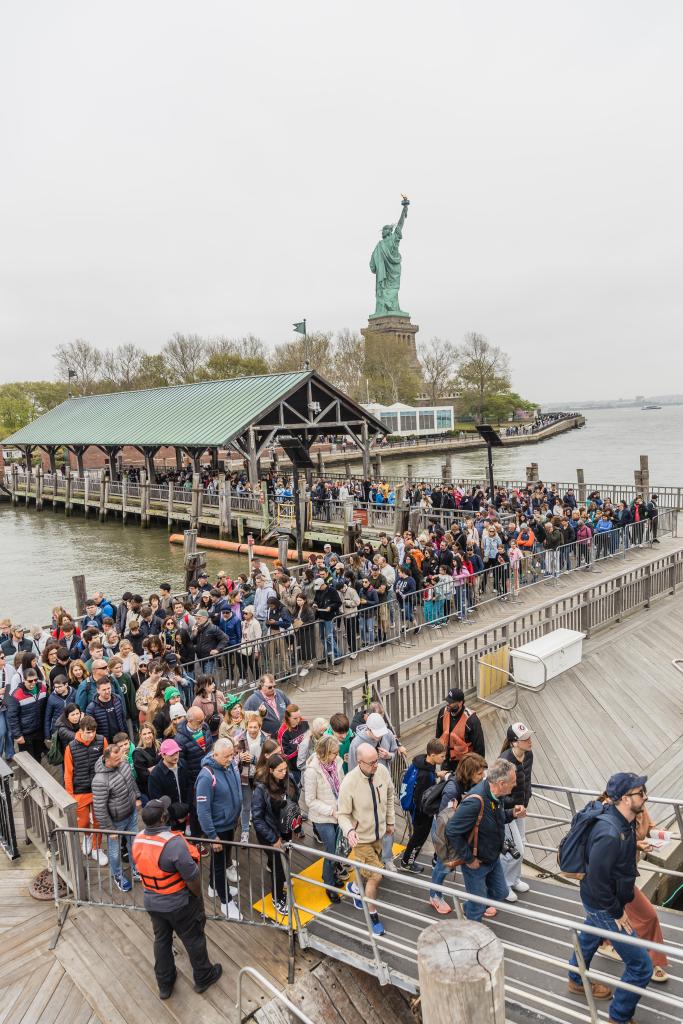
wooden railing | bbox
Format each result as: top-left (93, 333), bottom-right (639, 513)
top-left (342, 546), bottom-right (683, 733)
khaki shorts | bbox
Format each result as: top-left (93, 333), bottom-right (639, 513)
top-left (350, 840), bottom-right (383, 879)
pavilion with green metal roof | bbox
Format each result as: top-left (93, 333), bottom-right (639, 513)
top-left (3, 370), bottom-right (387, 483)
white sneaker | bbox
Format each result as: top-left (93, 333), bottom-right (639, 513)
top-left (240, 830), bottom-right (250, 844)
top-left (82, 835), bottom-right (93, 856)
top-left (93, 848), bottom-right (108, 866)
top-left (505, 889), bottom-right (518, 903)
top-left (226, 864), bottom-right (238, 883)
top-left (512, 880), bottom-right (530, 893)
top-left (383, 860), bottom-right (398, 873)
top-left (207, 885), bottom-right (216, 898)
top-left (221, 901), bottom-right (243, 921)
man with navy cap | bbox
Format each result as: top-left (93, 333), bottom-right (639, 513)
top-left (568, 772), bottom-right (653, 1023)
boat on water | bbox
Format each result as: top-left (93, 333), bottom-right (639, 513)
top-left (642, 403), bottom-right (662, 409)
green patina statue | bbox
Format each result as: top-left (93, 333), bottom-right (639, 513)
top-left (369, 196), bottom-right (410, 318)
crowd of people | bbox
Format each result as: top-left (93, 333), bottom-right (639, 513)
top-left (0, 637), bottom-right (669, 1020)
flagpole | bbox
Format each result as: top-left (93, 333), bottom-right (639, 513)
top-left (303, 319), bottom-right (308, 370)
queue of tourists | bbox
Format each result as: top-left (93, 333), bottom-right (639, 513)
top-left (0, 632), bottom-right (668, 1022)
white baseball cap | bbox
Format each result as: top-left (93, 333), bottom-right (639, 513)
top-left (507, 722), bottom-right (533, 742)
top-left (366, 712), bottom-right (388, 737)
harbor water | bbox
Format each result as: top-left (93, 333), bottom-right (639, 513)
top-left (2, 405), bottom-right (682, 625)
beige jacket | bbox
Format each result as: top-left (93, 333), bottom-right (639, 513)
top-left (337, 764), bottom-right (395, 844)
top-left (303, 755), bottom-right (343, 825)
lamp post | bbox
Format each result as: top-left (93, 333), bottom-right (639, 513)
top-left (475, 424), bottom-right (504, 502)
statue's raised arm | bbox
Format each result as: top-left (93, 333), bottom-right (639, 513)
top-left (369, 196), bottom-right (411, 318)
top-left (395, 196), bottom-right (409, 239)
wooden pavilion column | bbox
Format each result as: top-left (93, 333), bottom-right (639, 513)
top-left (247, 427), bottom-right (259, 487)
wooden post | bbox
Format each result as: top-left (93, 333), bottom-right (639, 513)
top-left (344, 459), bottom-right (352, 479)
top-left (576, 468), bottom-right (586, 504)
top-left (121, 473), bottom-right (128, 524)
top-left (72, 575), bottom-right (88, 617)
top-left (393, 484), bottom-right (407, 536)
top-left (218, 472), bottom-right (227, 538)
top-left (417, 921), bottom-right (505, 1024)
top-left (53, 467), bottom-right (59, 508)
top-left (407, 463), bottom-right (414, 484)
top-left (261, 482), bottom-right (271, 532)
top-left (361, 422), bottom-right (371, 479)
top-left (639, 455), bottom-right (650, 497)
top-left (247, 426), bottom-right (259, 487)
top-left (35, 466), bottom-right (43, 510)
top-left (316, 451), bottom-right (325, 478)
top-left (83, 473), bottom-right (90, 517)
top-left (10, 464), bottom-right (18, 505)
top-left (441, 462), bottom-right (451, 485)
top-left (99, 469), bottom-right (107, 521)
top-left (373, 455), bottom-right (382, 480)
top-left (225, 479), bottom-right (232, 537)
top-left (24, 461), bottom-right (30, 505)
top-left (167, 480), bottom-right (174, 530)
top-left (64, 467), bottom-right (72, 516)
top-left (140, 468), bottom-right (149, 527)
top-left (190, 472), bottom-right (200, 530)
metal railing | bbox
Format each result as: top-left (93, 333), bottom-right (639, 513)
top-left (35, 820), bottom-right (683, 1023)
top-left (0, 759), bottom-right (19, 861)
top-left (342, 544), bottom-right (683, 734)
top-left (236, 967), bottom-right (314, 1024)
top-left (288, 842), bottom-right (683, 1022)
top-left (525, 782), bottom-right (683, 869)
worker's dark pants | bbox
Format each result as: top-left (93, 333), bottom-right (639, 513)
top-left (148, 894), bottom-right (213, 991)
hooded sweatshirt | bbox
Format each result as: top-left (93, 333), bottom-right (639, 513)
top-left (347, 722), bottom-right (399, 772)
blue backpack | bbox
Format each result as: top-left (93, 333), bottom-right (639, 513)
top-left (400, 763), bottom-right (419, 813)
top-left (557, 800), bottom-right (615, 878)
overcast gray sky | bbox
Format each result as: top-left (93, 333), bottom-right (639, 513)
top-left (2, 1), bottom-right (682, 401)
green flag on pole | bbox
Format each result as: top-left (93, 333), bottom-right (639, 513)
top-left (293, 320), bottom-right (306, 335)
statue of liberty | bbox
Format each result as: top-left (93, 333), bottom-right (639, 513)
top-left (369, 196), bottom-right (410, 318)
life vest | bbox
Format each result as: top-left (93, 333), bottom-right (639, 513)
top-left (132, 830), bottom-right (200, 894)
top-left (440, 708), bottom-right (473, 761)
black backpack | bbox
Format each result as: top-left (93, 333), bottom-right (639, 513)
top-left (420, 775), bottom-right (452, 817)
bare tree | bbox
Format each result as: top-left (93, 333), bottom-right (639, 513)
top-left (455, 332), bottom-right (511, 421)
top-left (100, 344), bottom-right (147, 389)
top-left (332, 329), bottom-right (366, 400)
top-left (418, 336), bottom-right (457, 403)
top-left (365, 334), bottom-right (420, 404)
top-left (269, 330), bottom-right (335, 377)
top-left (53, 339), bottom-right (102, 393)
top-left (161, 333), bottom-right (207, 384)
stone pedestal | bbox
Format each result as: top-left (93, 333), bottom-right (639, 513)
top-left (361, 315), bottom-right (422, 399)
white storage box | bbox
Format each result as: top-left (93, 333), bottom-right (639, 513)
top-left (510, 629), bottom-right (586, 688)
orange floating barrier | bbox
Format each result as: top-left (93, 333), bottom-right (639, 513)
top-left (168, 534), bottom-right (314, 562)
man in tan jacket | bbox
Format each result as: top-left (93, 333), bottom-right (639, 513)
top-left (337, 742), bottom-right (395, 936)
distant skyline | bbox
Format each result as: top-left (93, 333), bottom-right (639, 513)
top-left (2, 1), bottom-right (682, 402)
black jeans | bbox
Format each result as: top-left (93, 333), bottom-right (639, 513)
top-left (17, 732), bottom-right (45, 762)
top-left (268, 850), bottom-right (287, 904)
top-left (401, 811), bottom-right (433, 863)
top-left (148, 894), bottom-right (213, 991)
top-left (209, 828), bottom-right (235, 904)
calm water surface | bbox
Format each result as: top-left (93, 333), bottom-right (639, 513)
top-left (2, 406), bottom-right (681, 624)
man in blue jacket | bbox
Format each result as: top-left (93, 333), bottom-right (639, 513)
top-left (445, 758), bottom-right (524, 920)
top-left (568, 773), bottom-right (653, 1022)
top-left (195, 739), bottom-right (242, 921)
top-left (86, 677), bottom-right (127, 742)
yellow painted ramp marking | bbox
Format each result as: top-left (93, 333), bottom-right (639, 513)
top-left (254, 843), bottom-right (406, 929)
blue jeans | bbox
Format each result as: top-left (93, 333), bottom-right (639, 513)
top-left (318, 620), bottom-right (340, 660)
top-left (568, 904), bottom-right (653, 1024)
top-left (359, 613), bottom-right (376, 646)
top-left (315, 822), bottom-right (340, 888)
top-left (0, 713), bottom-right (14, 760)
top-left (107, 808), bottom-right (139, 881)
top-left (461, 859), bottom-right (509, 921)
top-left (430, 857), bottom-right (450, 899)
